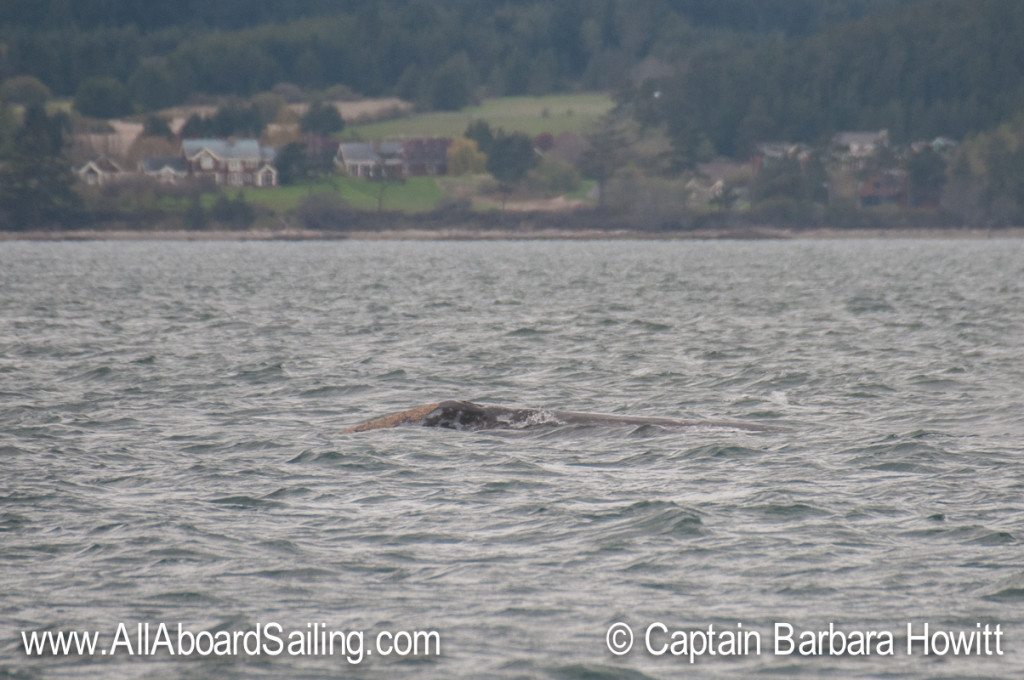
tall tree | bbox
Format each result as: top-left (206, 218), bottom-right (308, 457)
top-left (371, 147), bottom-right (403, 212)
top-left (486, 131), bottom-right (536, 209)
top-left (275, 142), bottom-right (311, 186)
top-left (128, 62), bottom-right (183, 111)
top-left (74, 77), bottom-right (132, 118)
top-left (0, 105), bottom-right (81, 229)
top-left (577, 118), bottom-right (628, 208)
top-left (179, 105), bottom-right (267, 138)
top-left (300, 101), bottom-right (345, 135)
top-left (906, 147), bottom-right (948, 207)
top-left (0, 76), bottom-right (52, 107)
top-left (428, 53), bottom-right (475, 111)
top-left (465, 120), bottom-right (495, 156)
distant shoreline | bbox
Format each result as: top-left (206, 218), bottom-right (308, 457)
top-left (2, 226), bottom-right (1021, 242)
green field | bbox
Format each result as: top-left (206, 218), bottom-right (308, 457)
top-left (343, 93), bottom-right (614, 140)
top-left (142, 93), bottom-right (616, 218)
top-left (238, 176), bottom-right (445, 213)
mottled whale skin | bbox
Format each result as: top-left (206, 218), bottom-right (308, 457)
top-left (343, 400), bottom-right (784, 433)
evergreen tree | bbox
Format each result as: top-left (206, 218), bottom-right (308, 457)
top-left (128, 62), bottom-right (184, 111)
top-left (486, 131), bottom-right (536, 208)
top-left (428, 53), bottom-right (474, 111)
top-left (179, 114), bottom-right (211, 139)
top-left (179, 105), bottom-right (267, 139)
top-left (487, 132), bottom-right (536, 185)
top-left (74, 77), bottom-right (133, 119)
top-left (275, 142), bottom-right (311, 185)
top-left (577, 118), bottom-right (628, 207)
top-left (906, 147), bottom-right (947, 207)
top-left (465, 120), bottom-right (495, 156)
top-left (0, 76), bottom-right (52, 107)
top-left (0, 105), bottom-right (81, 229)
top-left (141, 115), bottom-right (174, 139)
top-left (300, 101), bottom-right (345, 136)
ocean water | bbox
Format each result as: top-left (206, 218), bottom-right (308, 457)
top-left (1, 238), bottom-right (1023, 679)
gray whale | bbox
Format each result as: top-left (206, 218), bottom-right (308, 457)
top-left (343, 400), bottom-right (783, 433)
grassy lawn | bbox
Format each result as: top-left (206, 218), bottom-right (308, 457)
top-left (565, 180), bottom-right (597, 201)
top-left (237, 176), bottom-right (445, 213)
top-left (342, 93), bottom-right (614, 140)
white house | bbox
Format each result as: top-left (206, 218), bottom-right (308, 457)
top-left (181, 138), bottom-right (278, 187)
top-left (76, 157), bottom-right (126, 186)
top-left (831, 130), bottom-right (890, 163)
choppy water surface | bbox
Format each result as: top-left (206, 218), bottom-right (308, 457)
top-left (2, 239), bottom-right (1023, 679)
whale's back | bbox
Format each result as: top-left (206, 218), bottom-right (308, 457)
top-left (343, 401), bottom-right (786, 433)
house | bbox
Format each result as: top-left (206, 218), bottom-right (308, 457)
top-left (859, 169), bottom-right (906, 208)
top-left (831, 130), bottom-right (889, 166)
top-left (141, 157), bottom-right (189, 184)
top-left (76, 158), bottom-right (126, 186)
top-left (401, 138), bottom-right (450, 176)
top-left (254, 163), bottom-right (278, 188)
top-left (181, 139), bottom-right (278, 187)
top-left (336, 141), bottom-right (404, 178)
top-left (335, 138), bottom-right (451, 178)
top-left (910, 137), bottom-right (958, 155)
top-left (751, 142), bottom-right (811, 173)
top-left (930, 137), bottom-right (958, 154)
top-left (690, 159), bottom-right (751, 207)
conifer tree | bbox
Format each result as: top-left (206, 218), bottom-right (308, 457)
top-left (0, 105), bottom-right (81, 229)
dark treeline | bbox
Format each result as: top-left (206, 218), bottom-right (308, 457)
top-left (0, 0), bottom-right (361, 32)
top-left (0, 2), bottom-right (626, 104)
top-left (640, 0), bottom-right (1024, 164)
top-left (0, 0), bottom-right (914, 36)
top-left (2, 0), bottom-right (1022, 170)
top-left (1, 0), bottom-right (919, 111)
top-left (662, 0), bottom-right (915, 35)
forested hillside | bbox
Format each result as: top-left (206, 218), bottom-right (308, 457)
top-left (1, 0), bottom-right (921, 111)
top-left (0, 0), bottom-right (353, 31)
top-left (640, 0), bottom-right (1024, 163)
top-left (3, 0), bottom-right (1024, 230)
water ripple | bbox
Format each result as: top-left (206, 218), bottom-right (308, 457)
top-left (2, 240), bottom-right (1023, 678)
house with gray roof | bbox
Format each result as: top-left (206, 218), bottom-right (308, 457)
top-left (141, 157), bottom-right (189, 184)
top-left (77, 157), bottom-right (126, 186)
top-left (335, 138), bottom-right (451, 179)
top-left (181, 138), bottom-right (278, 187)
top-left (830, 130), bottom-right (889, 167)
top-left (335, 141), bottom-right (404, 178)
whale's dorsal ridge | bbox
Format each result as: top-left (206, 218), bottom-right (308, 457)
top-left (343, 401), bottom-right (786, 433)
